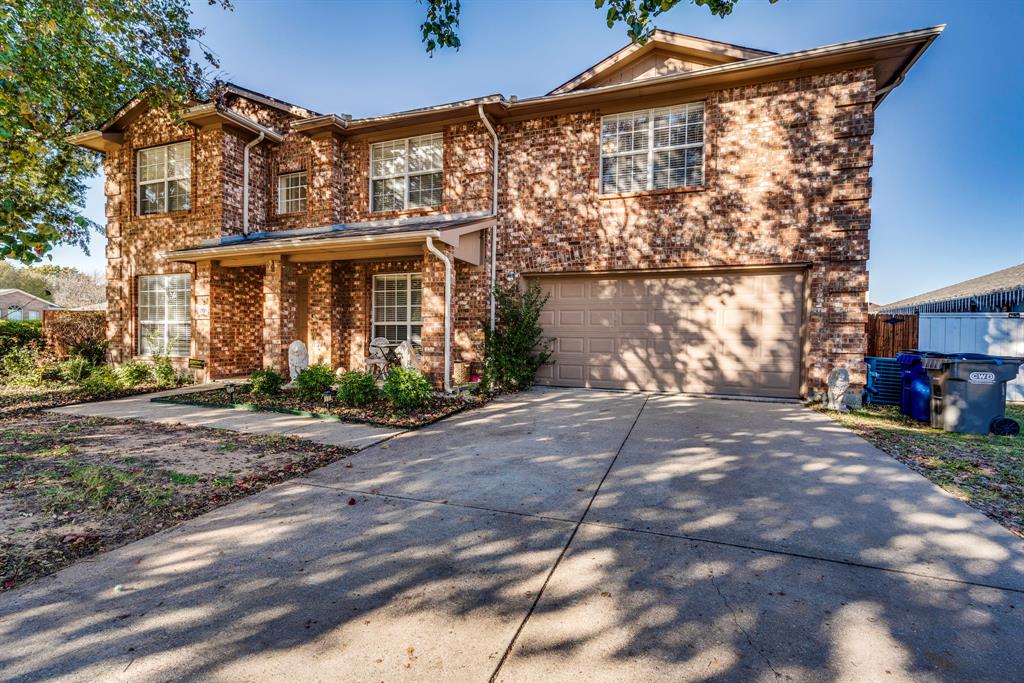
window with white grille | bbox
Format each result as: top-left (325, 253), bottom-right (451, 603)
top-left (277, 171), bottom-right (307, 213)
top-left (138, 274), bottom-right (191, 357)
top-left (370, 134), bottom-right (443, 212)
top-left (372, 274), bottom-right (422, 344)
top-left (137, 141), bottom-right (191, 215)
top-left (600, 102), bottom-right (704, 194)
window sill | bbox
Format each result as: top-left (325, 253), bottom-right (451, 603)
top-left (368, 206), bottom-right (445, 219)
top-left (598, 186), bottom-right (706, 201)
top-left (136, 209), bottom-right (192, 220)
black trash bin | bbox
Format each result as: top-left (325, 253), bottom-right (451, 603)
top-left (922, 354), bottom-right (1024, 435)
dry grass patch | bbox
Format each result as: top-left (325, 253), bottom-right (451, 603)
top-left (1, 412), bottom-right (354, 591)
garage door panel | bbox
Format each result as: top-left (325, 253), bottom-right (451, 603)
top-left (536, 271), bottom-right (804, 398)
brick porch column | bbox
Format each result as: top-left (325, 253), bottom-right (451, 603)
top-left (191, 261), bottom-right (212, 382)
top-left (421, 242), bottom-right (454, 388)
top-left (263, 255), bottom-right (297, 373)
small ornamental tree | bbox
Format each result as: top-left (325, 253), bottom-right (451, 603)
top-left (482, 280), bottom-right (552, 392)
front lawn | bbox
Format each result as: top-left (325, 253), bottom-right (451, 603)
top-left (828, 404), bottom-right (1024, 537)
top-left (159, 385), bottom-right (486, 428)
top-left (0, 383), bottom-right (161, 416)
top-left (0, 411), bottom-right (355, 591)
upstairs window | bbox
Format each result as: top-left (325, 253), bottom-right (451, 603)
top-left (138, 274), bottom-right (191, 357)
top-left (138, 141), bottom-right (191, 215)
top-left (370, 133), bottom-right (443, 212)
top-left (278, 171), bottom-right (308, 213)
top-left (600, 102), bottom-right (704, 194)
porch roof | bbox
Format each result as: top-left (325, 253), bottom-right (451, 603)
top-left (165, 212), bottom-right (493, 267)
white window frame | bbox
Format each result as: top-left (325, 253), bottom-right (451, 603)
top-left (369, 133), bottom-right (443, 212)
top-left (599, 102), bottom-right (705, 195)
top-left (137, 274), bottom-right (191, 357)
top-left (137, 141), bottom-right (192, 215)
top-left (27, 310), bottom-right (41, 321)
top-left (277, 171), bottom-right (308, 214)
top-left (371, 273), bottom-right (423, 345)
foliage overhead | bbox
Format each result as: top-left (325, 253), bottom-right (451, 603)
top-left (420, 0), bottom-right (768, 54)
top-left (0, 0), bottom-right (231, 264)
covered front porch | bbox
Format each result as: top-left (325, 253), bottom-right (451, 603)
top-left (167, 214), bottom-right (493, 387)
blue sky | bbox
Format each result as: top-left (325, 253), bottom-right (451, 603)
top-left (52, 0), bottom-right (1023, 305)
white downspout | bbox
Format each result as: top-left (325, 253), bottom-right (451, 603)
top-left (242, 131), bottom-right (265, 235)
top-left (425, 235), bottom-right (453, 394)
top-left (477, 104), bottom-right (499, 333)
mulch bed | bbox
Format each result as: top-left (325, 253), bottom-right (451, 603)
top-left (827, 404), bottom-right (1024, 537)
top-left (0, 412), bottom-right (356, 592)
top-left (158, 386), bottom-right (487, 428)
top-left (0, 384), bottom-right (163, 416)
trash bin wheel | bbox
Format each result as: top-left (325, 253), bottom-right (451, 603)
top-left (990, 417), bottom-right (1021, 437)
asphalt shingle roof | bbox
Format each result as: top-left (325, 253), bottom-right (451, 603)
top-left (880, 262), bottom-right (1024, 312)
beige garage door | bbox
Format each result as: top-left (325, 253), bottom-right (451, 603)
top-left (534, 270), bottom-right (805, 398)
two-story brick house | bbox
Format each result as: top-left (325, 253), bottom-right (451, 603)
top-left (70, 26), bottom-right (941, 399)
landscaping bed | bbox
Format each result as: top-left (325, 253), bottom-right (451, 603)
top-left (157, 385), bottom-right (487, 428)
top-left (828, 403), bottom-right (1024, 537)
top-left (0, 411), bottom-right (355, 591)
top-left (0, 383), bottom-right (162, 416)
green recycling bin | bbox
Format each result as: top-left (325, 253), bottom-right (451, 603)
top-left (922, 354), bottom-right (1023, 435)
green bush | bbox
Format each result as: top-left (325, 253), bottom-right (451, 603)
top-left (0, 320), bottom-right (43, 357)
top-left (382, 367), bottom-right (433, 411)
top-left (293, 364), bottom-right (335, 402)
top-left (69, 339), bottom-right (108, 365)
top-left (249, 368), bottom-right (284, 396)
top-left (0, 344), bottom-right (40, 385)
top-left (117, 360), bottom-right (153, 387)
top-left (82, 365), bottom-right (123, 393)
top-left (482, 280), bottom-right (552, 392)
top-left (59, 356), bottom-right (94, 384)
top-left (153, 357), bottom-right (177, 387)
top-left (337, 370), bottom-right (378, 407)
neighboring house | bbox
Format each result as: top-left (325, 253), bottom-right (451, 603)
top-left (70, 26), bottom-right (942, 399)
top-left (0, 289), bottom-right (61, 321)
top-left (879, 262), bottom-right (1024, 314)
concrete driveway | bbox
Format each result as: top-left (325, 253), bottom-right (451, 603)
top-left (2, 388), bottom-right (1023, 681)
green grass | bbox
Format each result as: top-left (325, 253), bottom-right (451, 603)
top-left (167, 471), bottom-right (200, 485)
top-left (212, 475), bottom-right (234, 487)
top-left (830, 403), bottom-right (1024, 536)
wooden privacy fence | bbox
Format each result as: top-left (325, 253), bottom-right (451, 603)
top-left (866, 313), bottom-right (918, 358)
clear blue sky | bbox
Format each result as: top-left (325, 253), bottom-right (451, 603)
top-left (52, 0), bottom-right (1023, 305)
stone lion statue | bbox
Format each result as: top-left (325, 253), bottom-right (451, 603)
top-left (825, 367), bottom-right (851, 412)
top-left (288, 340), bottom-right (309, 382)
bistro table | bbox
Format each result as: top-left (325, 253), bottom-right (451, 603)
top-left (369, 340), bottom-right (403, 378)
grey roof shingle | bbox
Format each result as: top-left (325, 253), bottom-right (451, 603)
top-left (879, 262), bottom-right (1024, 312)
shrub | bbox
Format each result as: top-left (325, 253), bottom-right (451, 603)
top-left (0, 320), bottom-right (43, 357)
top-left (249, 368), bottom-right (284, 396)
top-left (59, 356), bottom-right (94, 384)
top-left (82, 366), bottom-right (123, 393)
top-left (293, 364), bottom-right (335, 402)
top-left (337, 371), bottom-right (378, 407)
top-left (382, 367), bottom-right (433, 411)
top-left (0, 343), bottom-right (41, 386)
top-left (153, 357), bottom-right (177, 387)
top-left (69, 339), bottom-right (108, 365)
top-left (117, 360), bottom-right (153, 387)
top-left (482, 280), bottom-right (552, 392)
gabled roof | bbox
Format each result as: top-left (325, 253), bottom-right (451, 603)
top-left (548, 29), bottom-right (774, 95)
top-left (0, 288), bottom-right (60, 308)
top-left (880, 262), bottom-right (1024, 313)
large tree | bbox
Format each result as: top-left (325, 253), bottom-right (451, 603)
top-left (420, 0), bottom-right (766, 54)
top-left (0, 0), bottom-right (230, 264)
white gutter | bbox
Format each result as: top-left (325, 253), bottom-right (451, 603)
top-left (478, 104), bottom-right (499, 333)
top-left (425, 236), bottom-right (453, 394)
top-left (242, 132), bottom-right (265, 236)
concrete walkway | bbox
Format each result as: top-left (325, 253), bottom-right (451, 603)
top-left (4, 388), bottom-right (1024, 681)
top-left (48, 384), bottom-right (403, 449)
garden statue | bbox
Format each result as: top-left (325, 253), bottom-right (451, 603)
top-left (288, 340), bottom-right (309, 382)
top-left (825, 367), bottom-right (850, 412)
top-left (395, 340), bottom-right (420, 370)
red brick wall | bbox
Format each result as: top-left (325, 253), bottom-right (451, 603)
top-left (210, 265), bottom-right (263, 378)
top-left (495, 68), bottom-right (875, 391)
